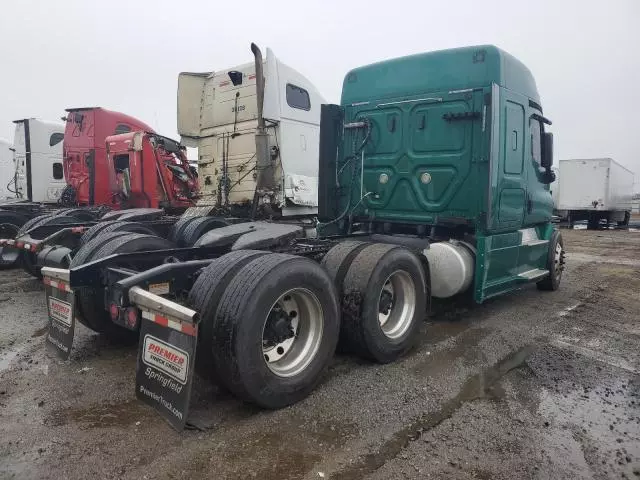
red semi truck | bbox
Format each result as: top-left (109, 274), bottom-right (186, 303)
top-left (62, 107), bottom-right (197, 210)
top-left (0, 107), bottom-right (198, 269)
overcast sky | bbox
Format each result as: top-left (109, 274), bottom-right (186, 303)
top-left (0, 0), bottom-right (638, 188)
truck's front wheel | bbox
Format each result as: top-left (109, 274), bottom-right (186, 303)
top-left (211, 254), bottom-right (340, 408)
top-left (537, 231), bottom-right (565, 291)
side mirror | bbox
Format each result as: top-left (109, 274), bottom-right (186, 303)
top-left (541, 132), bottom-right (553, 169)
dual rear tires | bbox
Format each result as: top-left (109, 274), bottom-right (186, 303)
top-left (190, 242), bottom-right (426, 408)
top-left (323, 242), bottom-right (427, 363)
top-left (70, 231), bottom-right (175, 339)
top-left (190, 252), bottom-right (340, 408)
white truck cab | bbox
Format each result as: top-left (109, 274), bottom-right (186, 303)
top-left (177, 46), bottom-right (326, 216)
top-left (0, 138), bottom-right (14, 200)
top-left (12, 119), bottom-right (66, 203)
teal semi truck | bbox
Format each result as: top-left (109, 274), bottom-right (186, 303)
top-left (42, 44), bottom-right (563, 429)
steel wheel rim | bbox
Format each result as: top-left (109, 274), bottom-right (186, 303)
top-left (378, 270), bottom-right (416, 339)
top-left (554, 242), bottom-right (564, 279)
top-left (0, 223), bottom-right (20, 264)
top-left (262, 288), bottom-right (324, 378)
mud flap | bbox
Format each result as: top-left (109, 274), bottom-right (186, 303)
top-left (135, 310), bottom-right (198, 431)
top-left (43, 275), bottom-right (75, 360)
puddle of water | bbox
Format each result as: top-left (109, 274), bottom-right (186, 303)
top-left (31, 326), bottom-right (48, 338)
top-left (551, 339), bottom-right (639, 375)
top-left (0, 344), bottom-right (27, 373)
top-left (46, 399), bottom-right (152, 429)
top-left (422, 320), bottom-right (471, 345)
top-left (558, 303), bottom-right (582, 317)
top-left (333, 346), bottom-right (534, 480)
top-left (412, 327), bottom-right (492, 377)
top-left (183, 416), bottom-right (356, 480)
top-left (539, 380), bottom-right (640, 477)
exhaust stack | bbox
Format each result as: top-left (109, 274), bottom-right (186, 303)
top-left (251, 43), bottom-right (277, 200)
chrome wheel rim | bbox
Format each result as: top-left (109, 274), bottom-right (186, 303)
top-left (262, 288), bottom-right (324, 378)
top-left (378, 270), bottom-right (416, 339)
top-left (554, 242), bottom-right (564, 279)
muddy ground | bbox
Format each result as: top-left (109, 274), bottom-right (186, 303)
top-left (1, 228), bottom-right (639, 479)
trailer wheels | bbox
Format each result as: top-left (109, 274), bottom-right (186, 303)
top-left (340, 243), bottom-right (427, 363)
top-left (79, 220), bottom-right (155, 246)
top-left (187, 250), bottom-right (269, 376)
top-left (73, 233), bottom-right (174, 337)
top-left (210, 254), bottom-right (340, 408)
top-left (0, 211), bottom-right (28, 268)
top-left (537, 230), bottom-right (565, 291)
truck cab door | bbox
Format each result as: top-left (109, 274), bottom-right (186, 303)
top-left (493, 89), bottom-right (527, 231)
top-left (522, 116), bottom-right (554, 226)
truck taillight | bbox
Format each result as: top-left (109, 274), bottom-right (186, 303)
top-left (109, 302), bottom-right (120, 321)
top-left (126, 307), bottom-right (139, 329)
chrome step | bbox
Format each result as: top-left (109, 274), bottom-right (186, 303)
top-left (522, 239), bottom-right (549, 247)
top-left (517, 268), bottom-right (549, 281)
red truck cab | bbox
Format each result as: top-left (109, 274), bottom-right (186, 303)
top-left (63, 107), bottom-right (197, 210)
top-left (106, 131), bottom-right (198, 210)
top-left (63, 107), bottom-right (156, 206)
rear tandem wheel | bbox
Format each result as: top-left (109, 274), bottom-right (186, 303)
top-left (198, 253), bottom-right (340, 408)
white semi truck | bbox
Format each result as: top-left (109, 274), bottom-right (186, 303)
top-left (0, 119), bottom-right (67, 266)
top-left (554, 158), bottom-right (634, 228)
top-left (9, 119), bottom-right (66, 203)
top-left (177, 45), bottom-right (326, 217)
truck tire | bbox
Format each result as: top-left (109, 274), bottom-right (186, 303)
top-left (211, 253), bottom-right (340, 408)
top-left (80, 220), bottom-right (155, 246)
top-left (73, 233), bottom-right (174, 337)
top-left (178, 216), bottom-right (230, 247)
top-left (537, 230), bottom-right (565, 291)
top-left (320, 240), bottom-right (371, 293)
top-left (17, 214), bottom-right (51, 236)
top-left (168, 217), bottom-right (200, 245)
top-left (70, 231), bottom-right (141, 325)
top-left (188, 250), bottom-right (269, 376)
top-left (0, 211), bottom-right (28, 268)
top-left (617, 211), bottom-right (631, 227)
top-left (341, 243), bottom-right (427, 363)
top-left (21, 215), bottom-right (78, 278)
top-left (56, 208), bottom-right (97, 221)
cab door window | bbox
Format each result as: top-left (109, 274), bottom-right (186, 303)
top-left (530, 118), bottom-right (542, 166)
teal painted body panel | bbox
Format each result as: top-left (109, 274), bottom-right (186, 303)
top-left (341, 45), bottom-right (540, 105)
top-left (329, 45), bottom-right (556, 303)
top-left (338, 88), bottom-right (486, 224)
top-left (473, 223), bottom-right (554, 303)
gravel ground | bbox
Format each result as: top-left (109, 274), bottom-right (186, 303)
top-left (0, 228), bottom-right (639, 479)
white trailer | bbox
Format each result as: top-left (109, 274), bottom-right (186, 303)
top-left (555, 158), bottom-right (634, 228)
top-left (0, 138), bottom-right (14, 200)
top-left (11, 119), bottom-right (66, 203)
top-left (177, 45), bottom-right (326, 217)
